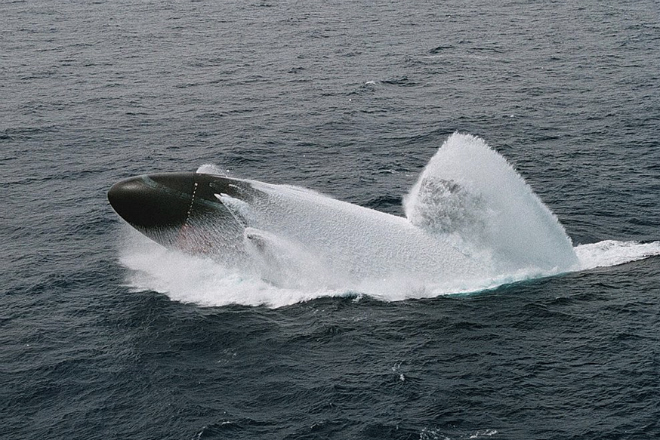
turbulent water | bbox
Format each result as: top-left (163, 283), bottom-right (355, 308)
top-left (122, 133), bottom-right (658, 307)
top-left (3, 0), bottom-right (660, 439)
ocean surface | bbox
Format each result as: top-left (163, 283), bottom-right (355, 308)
top-left (2, 0), bottom-right (660, 438)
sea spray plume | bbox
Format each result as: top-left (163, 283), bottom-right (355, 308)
top-left (404, 133), bottom-right (579, 272)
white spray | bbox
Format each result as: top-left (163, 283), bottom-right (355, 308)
top-left (404, 133), bottom-right (578, 272)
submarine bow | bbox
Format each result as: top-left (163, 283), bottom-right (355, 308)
top-left (108, 172), bottom-right (252, 250)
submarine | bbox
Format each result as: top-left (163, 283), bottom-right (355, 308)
top-left (108, 171), bottom-right (491, 282)
top-left (107, 134), bottom-right (582, 288)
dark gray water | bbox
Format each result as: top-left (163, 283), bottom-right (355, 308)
top-left (2, 0), bottom-right (660, 438)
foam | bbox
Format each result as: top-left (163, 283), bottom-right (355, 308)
top-left (576, 240), bottom-right (660, 270)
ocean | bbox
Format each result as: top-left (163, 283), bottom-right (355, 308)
top-left (2, 0), bottom-right (660, 438)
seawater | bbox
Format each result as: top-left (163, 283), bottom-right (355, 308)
top-left (2, 0), bottom-right (660, 439)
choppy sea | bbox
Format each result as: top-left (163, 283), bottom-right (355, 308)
top-left (2, 0), bottom-right (660, 438)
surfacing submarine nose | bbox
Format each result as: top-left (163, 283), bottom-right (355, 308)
top-left (108, 172), bottom-right (255, 250)
top-left (108, 172), bottom-right (205, 247)
top-left (108, 173), bottom-right (196, 230)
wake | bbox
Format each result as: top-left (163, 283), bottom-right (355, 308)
top-left (118, 133), bottom-right (660, 307)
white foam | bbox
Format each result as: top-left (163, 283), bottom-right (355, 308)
top-left (576, 240), bottom-right (660, 270)
top-left (119, 232), bottom-right (659, 308)
top-left (119, 229), bottom-right (341, 307)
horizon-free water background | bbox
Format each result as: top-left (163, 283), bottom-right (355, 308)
top-left (2, 0), bottom-right (660, 438)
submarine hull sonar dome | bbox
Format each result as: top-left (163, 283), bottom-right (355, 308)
top-left (108, 134), bottom-right (581, 289)
top-left (108, 172), bottom-right (256, 254)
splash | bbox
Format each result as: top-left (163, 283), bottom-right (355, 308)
top-left (117, 133), bottom-right (660, 307)
top-left (404, 133), bottom-right (578, 272)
